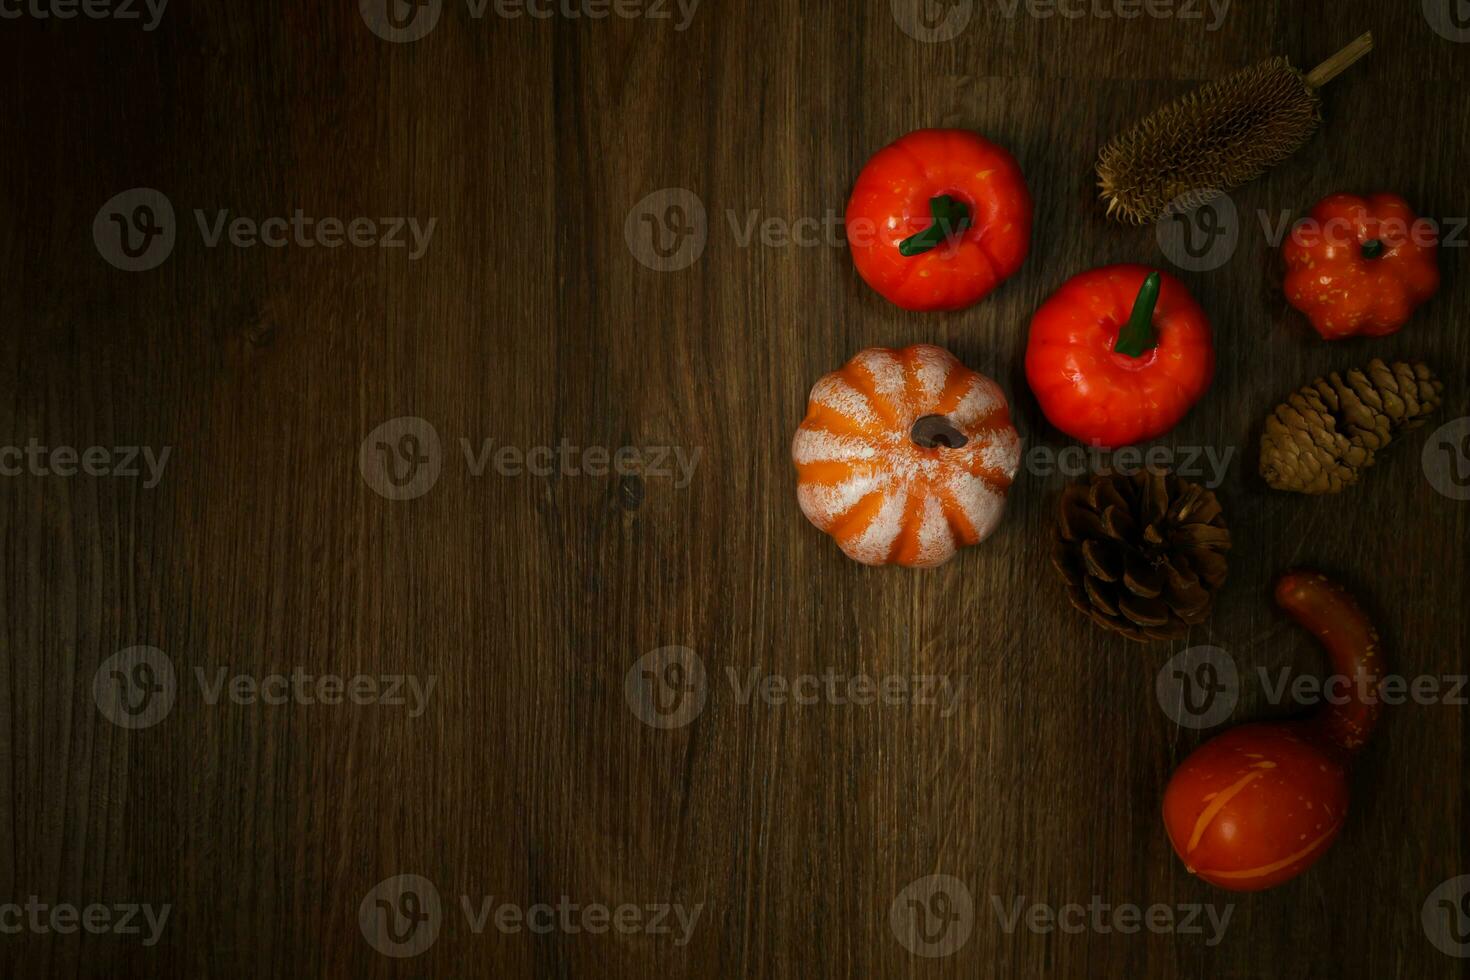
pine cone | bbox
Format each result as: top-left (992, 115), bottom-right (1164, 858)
top-left (1052, 469), bottom-right (1230, 643)
top-left (1259, 359), bottom-right (1442, 494)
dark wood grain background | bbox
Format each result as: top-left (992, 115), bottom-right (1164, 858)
top-left (3, 0), bottom-right (1468, 976)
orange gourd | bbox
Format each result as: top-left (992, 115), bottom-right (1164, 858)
top-left (792, 344), bottom-right (1021, 567)
top-left (1162, 571), bottom-right (1385, 891)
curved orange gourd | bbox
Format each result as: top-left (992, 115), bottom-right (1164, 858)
top-left (1162, 571), bottom-right (1385, 891)
top-left (792, 344), bottom-right (1021, 567)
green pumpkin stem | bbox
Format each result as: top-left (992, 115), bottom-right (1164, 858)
top-left (1113, 271), bottom-right (1162, 358)
top-left (898, 195), bottom-right (971, 257)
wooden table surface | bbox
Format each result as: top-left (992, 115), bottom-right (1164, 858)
top-left (3, 1), bottom-right (1468, 976)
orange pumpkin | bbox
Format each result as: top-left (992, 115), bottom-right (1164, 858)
top-left (792, 344), bottom-right (1021, 567)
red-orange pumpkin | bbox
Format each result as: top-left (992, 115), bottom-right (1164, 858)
top-left (792, 344), bottom-right (1021, 567)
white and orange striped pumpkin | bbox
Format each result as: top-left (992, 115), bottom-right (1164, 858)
top-left (792, 344), bottom-right (1021, 567)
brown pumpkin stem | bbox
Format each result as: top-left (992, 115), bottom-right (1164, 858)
top-left (1304, 31), bottom-right (1374, 89)
top-left (911, 415), bottom-right (968, 449)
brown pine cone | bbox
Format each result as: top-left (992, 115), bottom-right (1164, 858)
top-left (1259, 359), bottom-right (1442, 494)
top-left (1052, 469), bottom-right (1230, 643)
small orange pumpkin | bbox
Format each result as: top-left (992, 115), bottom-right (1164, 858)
top-left (792, 344), bottom-right (1021, 567)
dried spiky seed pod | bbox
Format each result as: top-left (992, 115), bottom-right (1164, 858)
top-left (1097, 33), bottom-right (1374, 225)
top-left (1259, 359), bottom-right (1443, 494)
